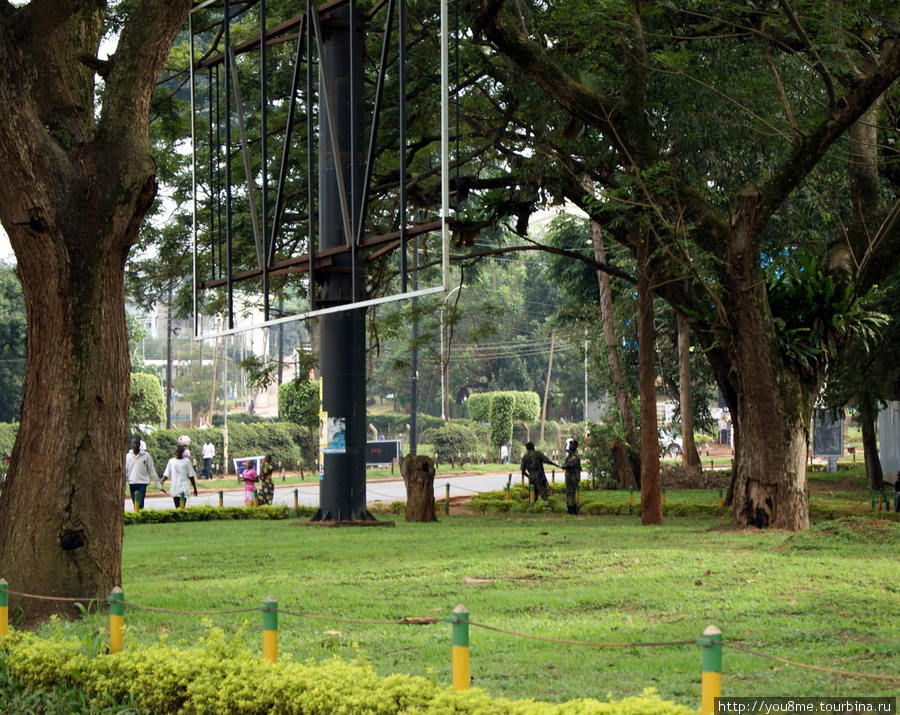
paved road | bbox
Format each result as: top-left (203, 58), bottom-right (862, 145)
top-left (125, 471), bottom-right (523, 511)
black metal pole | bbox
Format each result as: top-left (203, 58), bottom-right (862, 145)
top-left (313, 4), bottom-right (372, 522)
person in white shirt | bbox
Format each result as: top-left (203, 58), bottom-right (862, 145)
top-left (201, 438), bottom-right (215, 479)
top-left (162, 444), bottom-right (198, 508)
top-left (125, 436), bottom-right (161, 510)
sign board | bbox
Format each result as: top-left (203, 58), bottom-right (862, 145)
top-left (366, 440), bottom-right (403, 466)
top-left (812, 410), bottom-right (843, 457)
top-left (233, 455), bottom-right (266, 475)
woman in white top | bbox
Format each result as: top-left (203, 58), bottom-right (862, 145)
top-left (162, 444), bottom-right (198, 508)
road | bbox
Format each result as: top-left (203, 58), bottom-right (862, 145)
top-left (125, 471), bottom-right (523, 511)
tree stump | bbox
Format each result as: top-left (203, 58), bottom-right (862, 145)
top-left (611, 438), bottom-right (639, 489)
top-left (400, 454), bottom-right (437, 522)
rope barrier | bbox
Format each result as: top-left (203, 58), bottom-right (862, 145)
top-left (2, 582), bottom-right (896, 706)
top-left (276, 608), bottom-right (440, 626)
top-left (462, 618), bottom-right (695, 648)
top-left (6, 590), bottom-right (100, 604)
top-left (723, 642), bottom-right (900, 682)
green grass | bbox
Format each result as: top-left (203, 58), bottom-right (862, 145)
top-left (31, 511), bottom-right (900, 707)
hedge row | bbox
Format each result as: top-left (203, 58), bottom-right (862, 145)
top-left (0, 629), bottom-right (695, 715)
top-left (137, 423), bottom-right (307, 475)
top-left (123, 505), bottom-right (318, 526)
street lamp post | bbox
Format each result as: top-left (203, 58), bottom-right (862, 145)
top-left (440, 285), bottom-right (461, 421)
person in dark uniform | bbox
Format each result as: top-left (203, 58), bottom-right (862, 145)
top-left (562, 438), bottom-right (582, 515)
top-left (520, 441), bottom-right (557, 501)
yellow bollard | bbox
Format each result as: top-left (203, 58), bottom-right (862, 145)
top-left (448, 604), bottom-right (470, 691)
top-left (0, 579), bottom-right (7, 637)
top-left (109, 587), bottom-right (125, 654)
top-left (698, 624), bottom-right (722, 715)
top-left (262, 595), bottom-right (278, 664)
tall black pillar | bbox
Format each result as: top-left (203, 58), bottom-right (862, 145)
top-left (313, 5), bottom-right (373, 521)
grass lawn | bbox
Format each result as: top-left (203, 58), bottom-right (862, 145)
top-left (39, 508), bottom-right (900, 707)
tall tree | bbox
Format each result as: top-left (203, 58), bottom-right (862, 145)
top-left (0, 1), bottom-right (191, 619)
top-left (469, 0), bottom-right (900, 529)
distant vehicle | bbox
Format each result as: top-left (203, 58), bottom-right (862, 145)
top-left (658, 431), bottom-right (683, 458)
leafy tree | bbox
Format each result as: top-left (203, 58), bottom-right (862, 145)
top-left (0, 264), bottom-right (25, 423)
top-left (278, 377), bottom-right (320, 468)
top-left (465, 0), bottom-right (900, 529)
top-left (129, 372), bottom-right (165, 430)
top-left (0, 2), bottom-right (193, 619)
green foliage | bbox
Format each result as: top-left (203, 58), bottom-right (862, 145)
top-left (368, 413), bottom-right (444, 441)
top-left (467, 393), bottom-right (492, 423)
top-left (124, 505), bottom-right (315, 525)
top-left (768, 255), bottom-right (888, 382)
top-left (424, 422), bottom-right (481, 462)
top-left (489, 392), bottom-right (515, 448)
top-left (128, 372), bottom-right (165, 429)
top-left (278, 378), bottom-right (318, 428)
top-left (0, 629), bottom-right (694, 715)
top-left (467, 391), bottom-right (541, 448)
top-left (141, 422), bottom-right (305, 475)
top-left (0, 264), bottom-right (25, 423)
top-left (0, 422), bottom-right (17, 462)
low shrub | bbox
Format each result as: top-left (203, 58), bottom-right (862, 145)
top-left (124, 505), bottom-right (317, 526)
top-left (0, 630), bottom-right (696, 715)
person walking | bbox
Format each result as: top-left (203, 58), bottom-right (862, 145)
top-left (562, 438), bottom-right (582, 515)
top-left (520, 441), bottom-right (557, 501)
top-left (125, 436), bottom-right (161, 510)
top-left (258, 455), bottom-right (275, 506)
top-left (201, 437), bottom-right (215, 479)
top-left (161, 444), bottom-right (198, 508)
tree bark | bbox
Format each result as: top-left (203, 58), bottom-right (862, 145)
top-left (726, 186), bottom-right (810, 530)
top-left (677, 313), bottom-right (702, 469)
top-left (400, 454), bottom-right (437, 522)
top-left (857, 400), bottom-right (884, 490)
top-left (611, 438), bottom-right (638, 489)
top-left (637, 234), bottom-right (662, 526)
top-left (591, 218), bottom-right (638, 446)
top-left (0, 1), bottom-right (192, 620)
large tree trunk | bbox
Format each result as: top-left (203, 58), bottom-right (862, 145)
top-left (677, 313), bottom-right (702, 469)
top-left (726, 186), bottom-right (810, 530)
top-left (591, 219), bottom-right (638, 445)
top-left (0, 1), bottom-right (192, 620)
top-left (637, 235), bottom-right (662, 526)
top-left (857, 400), bottom-right (884, 490)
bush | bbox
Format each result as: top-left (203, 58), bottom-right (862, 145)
top-left (423, 422), bottom-right (481, 463)
top-left (140, 422), bottom-right (306, 476)
top-left (0, 630), bottom-right (696, 715)
top-left (124, 505), bottom-right (317, 525)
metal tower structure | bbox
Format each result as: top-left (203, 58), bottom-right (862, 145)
top-left (188, 0), bottom-right (451, 521)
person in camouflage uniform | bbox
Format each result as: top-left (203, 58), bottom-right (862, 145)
top-left (562, 438), bottom-right (582, 515)
top-left (520, 441), bottom-right (557, 501)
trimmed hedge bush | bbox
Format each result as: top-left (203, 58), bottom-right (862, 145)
top-left (0, 629), bottom-right (696, 715)
top-left (138, 423), bottom-right (306, 476)
top-left (123, 505), bottom-right (318, 525)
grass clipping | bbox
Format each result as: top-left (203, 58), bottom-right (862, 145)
top-left (1, 627), bottom-right (696, 715)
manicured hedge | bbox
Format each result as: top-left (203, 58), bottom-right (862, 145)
top-left (139, 423), bottom-right (306, 475)
top-left (0, 629), bottom-right (696, 715)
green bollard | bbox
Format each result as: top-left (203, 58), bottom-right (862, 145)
top-left (218, 490), bottom-right (224, 508)
top-left (447, 604), bottom-right (470, 691)
top-left (0, 579), bottom-right (7, 637)
top-left (262, 595), bottom-right (278, 663)
top-left (109, 587), bottom-right (124, 653)
top-left (445, 483), bottom-right (451, 515)
top-left (698, 625), bottom-right (722, 715)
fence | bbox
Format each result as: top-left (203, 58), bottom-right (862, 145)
top-left (1, 579), bottom-right (898, 713)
